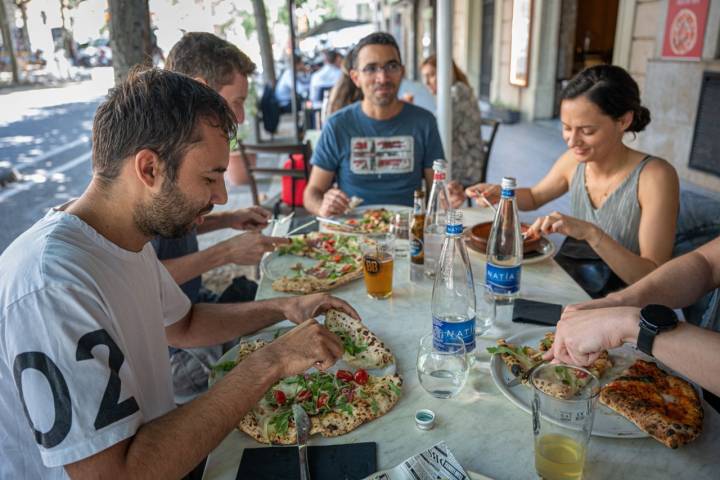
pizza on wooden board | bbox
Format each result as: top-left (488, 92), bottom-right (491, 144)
top-left (271, 233), bottom-right (365, 294)
top-left (213, 311), bottom-right (402, 444)
top-left (600, 359), bottom-right (703, 449)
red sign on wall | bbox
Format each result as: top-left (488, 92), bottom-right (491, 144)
top-left (662, 0), bottom-right (710, 59)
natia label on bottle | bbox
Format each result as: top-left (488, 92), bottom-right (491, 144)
top-left (501, 188), bottom-right (515, 198)
top-left (486, 263), bottom-right (521, 294)
top-left (432, 316), bottom-right (476, 352)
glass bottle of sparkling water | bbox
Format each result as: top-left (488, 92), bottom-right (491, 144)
top-left (486, 177), bottom-right (523, 304)
top-left (431, 210), bottom-right (476, 354)
top-left (424, 159), bottom-right (450, 278)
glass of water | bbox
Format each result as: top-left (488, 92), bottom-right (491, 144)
top-left (475, 283), bottom-right (496, 336)
top-left (417, 333), bottom-right (469, 399)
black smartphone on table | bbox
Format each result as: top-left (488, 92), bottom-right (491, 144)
top-left (512, 298), bottom-right (563, 326)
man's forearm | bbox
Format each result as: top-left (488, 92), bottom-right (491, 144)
top-left (167, 299), bottom-right (288, 348)
top-left (303, 186), bottom-right (324, 215)
top-left (613, 249), bottom-right (716, 308)
top-left (196, 212), bottom-right (232, 234)
top-left (160, 245), bottom-right (227, 285)
top-left (66, 351), bottom-right (281, 479)
top-left (618, 317), bottom-right (720, 397)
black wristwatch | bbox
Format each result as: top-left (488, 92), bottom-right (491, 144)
top-left (637, 304), bottom-right (678, 356)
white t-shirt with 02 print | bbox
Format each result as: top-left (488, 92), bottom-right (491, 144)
top-left (0, 209), bottom-right (191, 479)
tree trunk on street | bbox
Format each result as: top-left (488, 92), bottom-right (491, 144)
top-left (0, 0), bottom-right (20, 84)
top-left (251, 0), bottom-right (275, 86)
top-left (107, 0), bottom-right (152, 85)
top-left (16, 1), bottom-right (32, 52)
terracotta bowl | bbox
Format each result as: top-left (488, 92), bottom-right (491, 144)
top-left (465, 221), bottom-right (542, 254)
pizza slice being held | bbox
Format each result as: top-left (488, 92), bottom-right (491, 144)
top-left (538, 332), bottom-right (613, 381)
top-left (600, 359), bottom-right (703, 448)
top-left (487, 338), bottom-right (543, 381)
top-left (325, 309), bottom-right (395, 370)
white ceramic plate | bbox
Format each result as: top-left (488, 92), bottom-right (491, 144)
top-left (208, 323), bottom-right (397, 388)
top-left (318, 204), bottom-right (412, 235)
top-left (489, 327), bottom-right (649, 438)
top-left (466, 236), bottom-right (556, 265)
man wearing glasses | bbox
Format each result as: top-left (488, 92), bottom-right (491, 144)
top-left (304, 32), bottom-right (445, 217)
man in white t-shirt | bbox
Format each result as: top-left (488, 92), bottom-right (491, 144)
top-left (0, 69), bottom-right (352, 479)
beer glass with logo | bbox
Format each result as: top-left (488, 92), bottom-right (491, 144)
top-left (531, 364), bottom-right (600, 480)
top-left (362, 233), bottom-right (395, 299)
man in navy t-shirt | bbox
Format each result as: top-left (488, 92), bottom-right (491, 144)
top-left (304, 32), bottom-right (445, 217)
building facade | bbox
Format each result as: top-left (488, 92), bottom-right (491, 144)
top-left (379, 0), bottom-right (720, 191)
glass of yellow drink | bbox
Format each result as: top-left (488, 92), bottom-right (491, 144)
top-left (361, 233), bottom-right (395, 299)
top-left (530, 364), bottom-right (600, 480)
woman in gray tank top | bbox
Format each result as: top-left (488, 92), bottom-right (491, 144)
top-left (451, 65), bottom-right (679, 291)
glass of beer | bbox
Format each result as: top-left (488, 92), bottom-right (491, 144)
top-left (362, 233), bottom-right (395, 299)
top-left (530, 364), bottom-right (600, 480)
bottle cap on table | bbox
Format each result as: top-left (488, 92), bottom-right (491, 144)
top-left (415, 409), bottom-right (436, 430)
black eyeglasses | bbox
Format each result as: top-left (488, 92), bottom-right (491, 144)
top-left (359, 61), bottom-right (403, 76)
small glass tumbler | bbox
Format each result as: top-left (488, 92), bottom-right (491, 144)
top-left (531, 364), bottom-right (600, 480)
top-left (390, 212), bottom-right (410, 257)
top-left (475, 283), bottom-right (496, 336)
top-left (417, 333), bottom-right (469, 399)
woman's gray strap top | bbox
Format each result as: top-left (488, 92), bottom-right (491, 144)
top-left (570, 156), bottom-right (652, 254)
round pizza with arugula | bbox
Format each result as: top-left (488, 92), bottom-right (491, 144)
top-left (211, 310), bottom-right (402, 444)
top-left (270, 233), bottom-right (366, 294)
top-left (324, 208), bottom-right (395, 234)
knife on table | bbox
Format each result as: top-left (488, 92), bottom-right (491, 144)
top-left (292, 404), bottom-right (312, 480)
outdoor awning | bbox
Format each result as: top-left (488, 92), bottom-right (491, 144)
top-left (300, 17), bottom-right (370, 39)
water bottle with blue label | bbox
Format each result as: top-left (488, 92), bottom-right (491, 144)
top-left (431, 210), bottom-right (476, 353)
top-left (486, 177), bottom-right (522, 304)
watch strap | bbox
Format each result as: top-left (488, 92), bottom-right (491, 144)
top-left (637, 322), bottom-right (656, 356)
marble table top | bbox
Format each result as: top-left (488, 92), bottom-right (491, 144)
top-left (203, 208), bottom-right (720, 479)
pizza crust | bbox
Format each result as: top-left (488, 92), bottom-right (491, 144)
top-left (325, 309), bottom-right (395, 369)
top-left (272, 268), bottom-right (364, 294)
top-left (599, 360), bottom-right (703, 448)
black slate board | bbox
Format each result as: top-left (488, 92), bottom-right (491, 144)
top-left (236, 442), bottom-right (377, 480)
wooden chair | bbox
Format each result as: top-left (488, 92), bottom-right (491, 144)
top-left (466, 118), bottom-right (500, 206)
top-left (237, 140), bottom-right (312, 212)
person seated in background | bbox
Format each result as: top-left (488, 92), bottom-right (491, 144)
top-left (159, 32), bottom-right (289, 403)
top-left (450, 65), bottom-right (679, 298)
top-left (310, 49), bottom-right (343, 104)
top-left (304, 32), bottom-right (445, 217)
top-left (421, 54), bottom-right (483, 187)
top-left (547, 235), bottom-right (720, 398)
top-left (325, 53), bottom-right (362, 118)
top-left (275, 55), bottom-right (310, 113)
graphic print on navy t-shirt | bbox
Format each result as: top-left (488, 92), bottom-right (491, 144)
top-left (350, 136), bottom-right (414, 175)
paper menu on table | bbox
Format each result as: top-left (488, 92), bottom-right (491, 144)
top-left (362, 442), bottom-right (471, 480)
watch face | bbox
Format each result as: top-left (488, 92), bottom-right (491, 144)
top-left (641, 304), bottom-right (678, 329)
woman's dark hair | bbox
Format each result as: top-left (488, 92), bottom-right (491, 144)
top-left (327, 54), bottom-right (362, 115)
top-left (92, 68), bottom-right (237, 186)
top-left (561, 65), bottom-right (650, 133)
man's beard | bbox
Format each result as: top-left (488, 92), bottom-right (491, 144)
top-left (369, 82), bottom-right (397, 106)
top-left (134, 180), bottom-right (213, 239)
